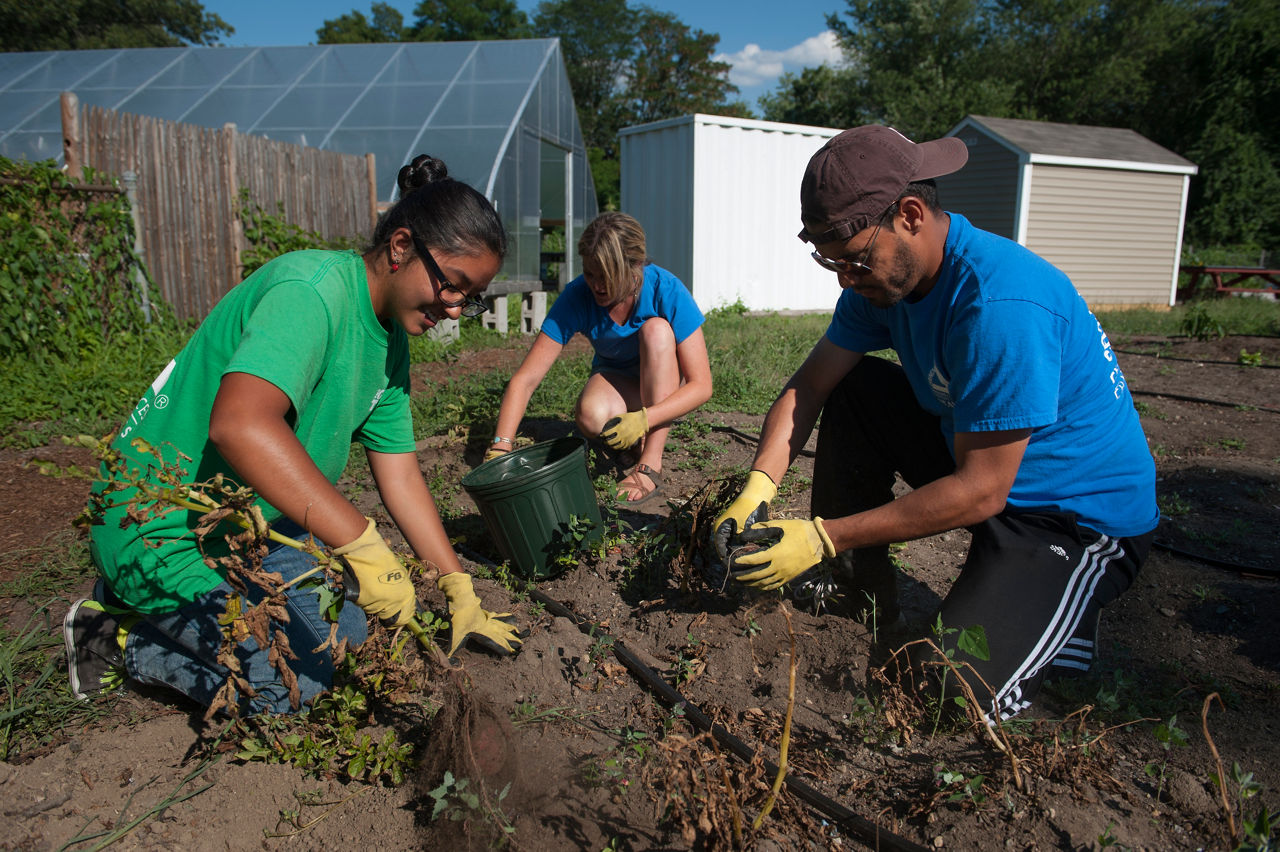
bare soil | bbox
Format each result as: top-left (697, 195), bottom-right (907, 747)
top-left (2, 331), bottom-right (1278, 851)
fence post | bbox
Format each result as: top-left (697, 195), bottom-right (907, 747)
top-left (60, 92), bottom-right (82, 180)
top-left (222, 123), bottom-right (242, 287)
top-left (366, 153), bottom-right (378, 229)
top-left (121, 170), bottom-right (153, 323)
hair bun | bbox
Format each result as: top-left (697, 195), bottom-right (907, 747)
top-left (397, 154), bottom-right (449, 195)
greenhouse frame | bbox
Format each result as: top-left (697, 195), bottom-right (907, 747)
top-left (0, 38), bottom-right (596, 287)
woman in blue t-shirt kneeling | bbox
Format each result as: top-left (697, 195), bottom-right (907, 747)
top-left (488, 212), bottom-right (712, 508)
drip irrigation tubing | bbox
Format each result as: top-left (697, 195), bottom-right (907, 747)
top-left (456, 546), bottom-right (927, 852)
top-left (1114, 348), bottom-right (1280, 370)
top-left (1129, 388), bottom-right (1280, 415)
top-left (1152, 540), bottom-right (1280, 578)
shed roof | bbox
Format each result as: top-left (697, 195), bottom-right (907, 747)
top-left (0, 39), bottom-right (593, 204)
top-left (954, 114), bottom-right (1196, 173)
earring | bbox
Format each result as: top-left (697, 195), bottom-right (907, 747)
top-left (390, 257), bottom-right (400, 273)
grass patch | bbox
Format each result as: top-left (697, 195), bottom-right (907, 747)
top-left (1097, 299), bottom-right (1280, 341)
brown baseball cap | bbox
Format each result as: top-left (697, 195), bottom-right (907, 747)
top-left (799, 125), bottom-right (969, 243)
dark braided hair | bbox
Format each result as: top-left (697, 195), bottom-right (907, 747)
top-left (367, 154), bottom-right (507, 260)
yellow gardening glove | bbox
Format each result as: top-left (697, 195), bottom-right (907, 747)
top-left (437, 572), bottom-right (522, 656)
top-left (712, 470), bottom-right (777, 561)
top-left (484, 447), bottom-right (510, 462)
top-left (730, 517), bottom-right (837, 591)
top-left (333, 518), bottom-right (417, 628)
top-left (600, 408), bottom-right (648, 451)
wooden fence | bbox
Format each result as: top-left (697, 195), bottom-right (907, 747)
top-left (62, 92), bottom-right (377, 321)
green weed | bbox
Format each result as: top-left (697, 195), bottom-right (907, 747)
top-left (1158, 491), bottom-right (1192, 518)
top-left (1143, 715), bottom-right (1189, 803)
top-left (427, 770), bottom-right (516, 841)
top-left (0, 603), bottom-right (116, 761)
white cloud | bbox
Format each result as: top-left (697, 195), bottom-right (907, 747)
top-left (716, 30), bottom-right (844, 89)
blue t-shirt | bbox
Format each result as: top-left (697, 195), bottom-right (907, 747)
top-left (541, 264), bottom-right (705, 371)
top-left (826, 213), bottom-right (1158, 538)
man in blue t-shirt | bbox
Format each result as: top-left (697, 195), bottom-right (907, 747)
top-left (712, 125), bottom-right (1158, 720)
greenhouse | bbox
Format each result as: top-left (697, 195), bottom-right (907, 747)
top-left (0, 39), bottom-right (596, 287)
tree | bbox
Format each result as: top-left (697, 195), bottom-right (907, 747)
top-left (532, 0), bottom-right (639, 153)
top-left (622, 10), bottom-right (743, 125)
top-left (1, 0), bottom-right (232, 51)
top-left (317, 3), bottom-right (407, 44)
top-left (408, 0), bottom-right (530, 41)
top-left (824, 0), bottom-right (1017, 140)
top-left (759, 65), bottom-right (856, 128)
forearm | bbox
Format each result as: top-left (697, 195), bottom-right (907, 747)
top-left (492, 377), bottom-right (536, 443)
top-left (211, 417), bottom-right (366, 547)
top-left (369, 451), bottom-right (465, 574)
top-left (751, 384), bottom-right (822, 485)
top-left (820, 472), bottom-right (1004, 552)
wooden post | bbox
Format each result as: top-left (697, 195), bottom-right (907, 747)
top-left (222, 123), bottom-right (242, 287)
top-left (366, 153), bottom-right (378, 229)
top-left (60, 91), bottom-right (82, 180)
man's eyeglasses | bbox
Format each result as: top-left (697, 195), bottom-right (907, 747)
top-left (809, 203), bottom-right (897, 278)
top-left (411, 233), bottom-right (489, 318)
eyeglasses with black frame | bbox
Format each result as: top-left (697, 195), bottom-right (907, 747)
top-left (809, 203), bottom-right (898, 278)
top-left (410, 233), bottom-right (489, 318)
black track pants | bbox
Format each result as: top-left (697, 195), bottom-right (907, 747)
top-left (813, 356), bottom-right (1153, 718)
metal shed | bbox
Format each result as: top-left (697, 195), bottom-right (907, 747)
top-left (620, 114), bottom-right (840, 312)
top-left (0, 39), bottom-right (597, 289)
top-left (939, 115), bottom-right (1198, 307)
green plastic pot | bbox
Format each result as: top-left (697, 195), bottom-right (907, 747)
top-left (461, 436), bottom-right (603, 580)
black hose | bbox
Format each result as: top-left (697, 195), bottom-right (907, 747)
top-left (1129, 388), bottom-right (1280, 415)
top-left (1153, 539), bottom-right (1280, 578)
top-left (1114, 348), bottom-right (1280, 370)
top-left (527, 588), bottom-right (930, 852)
top-left (455, 545), bottom-right (927, 852)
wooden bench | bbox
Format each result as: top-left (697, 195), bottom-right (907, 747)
top-left (1179, 265), bottom-right (1280, 300)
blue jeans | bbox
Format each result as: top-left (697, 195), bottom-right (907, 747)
top-left (98, 522), bottom-right (368, 715)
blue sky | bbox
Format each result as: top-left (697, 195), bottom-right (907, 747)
top-left (202, 0), bottom-right (847, 108)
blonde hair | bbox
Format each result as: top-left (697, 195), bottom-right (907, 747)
top-left (578, 212), bottom-right (646, 302)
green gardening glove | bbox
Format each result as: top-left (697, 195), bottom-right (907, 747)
top-left (730, 517), bottom-right (837, 591)
top-left (600, 408), bottom-right (648, 451)
top-left (334, 518), bottom-right (417, 628)
top-left (437, 572), bottom-right (522, 656)
top-left (712, 470), bottom-right (777, 562)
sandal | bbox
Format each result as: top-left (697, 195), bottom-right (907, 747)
top-left (616, 463), bottom-right (664, 509)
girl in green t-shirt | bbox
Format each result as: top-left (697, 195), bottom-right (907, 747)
top-left (66, 155), bottom-right (522, 714)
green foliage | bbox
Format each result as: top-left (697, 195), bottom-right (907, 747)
top-left (317, 2), bottom-right (407, 42)
top-left (0, 0), bottom-right (233, 51)
top-left (238, 190), bottom-right (362, 279)
top-left (235, 683), bottom-right (415, 785)
top-left (0, 602), bottom-right (116, 761)
top-left (410, 0), bottom-right (530, 40)
top-left (1181, 302), bottom-right (1227, 341)
top-left (1143, 714), bottom-right (1189, 803)
top-left (702, 311), bottom-right (830, 414)
top-left (531, 0), bottom-right (744, 202)
top-left (772, 0), bottom-right (1280, 255)
top-left (0, 158), bottom-right (167, 361)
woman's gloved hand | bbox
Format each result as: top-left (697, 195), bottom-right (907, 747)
top-left (729, 517), bottom-right (837, 591)
top-left (437, 572), bottom-right (522, 656)
top-left (600, 408), bottom-right (648, 451)
top-left (333, 518), bottom-right (417, 627)
top-left (712, 470), bottom-right (777, 561)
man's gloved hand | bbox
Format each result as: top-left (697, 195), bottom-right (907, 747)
top-left (437, 572), bottom-right (522, 656)
top-left (334, 518), bottom-right (417, 628)
top-left (712, 470), bottom-right (777, 561)
top-left (483, 447), bottom-right (510, 462)
top-left (600, 408), bottom-right (648, 451)
top-left (730, 517), bottom-right (837, 591)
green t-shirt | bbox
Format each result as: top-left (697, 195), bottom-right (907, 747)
top-left (91, 250), bottom-right (415, 613)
